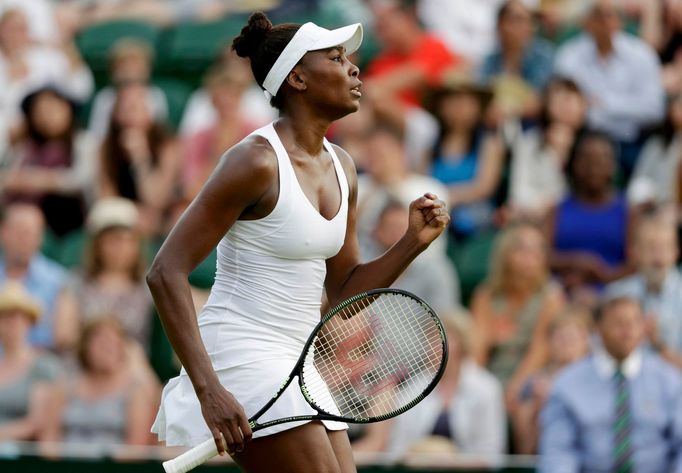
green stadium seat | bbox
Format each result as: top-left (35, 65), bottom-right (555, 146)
top-left (76, 20), bottom-right (162, 76)
top-left (449, 230), bottom-right (498, 306)
top-left (152, 77), bottom-right (194, 131)
top-left (158, 17), bottom-right (247, 79)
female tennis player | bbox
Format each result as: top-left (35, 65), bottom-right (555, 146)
top-left (147, 12), bottom-right (450, 473)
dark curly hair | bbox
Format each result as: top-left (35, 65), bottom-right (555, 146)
top-left (232, 12), bottom-right (301, 110)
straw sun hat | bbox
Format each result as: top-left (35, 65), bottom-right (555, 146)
top-left (0, 282), bottom-right (42, 323)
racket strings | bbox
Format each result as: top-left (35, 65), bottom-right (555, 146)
top-left (301, 293), bottom-right (444, 421)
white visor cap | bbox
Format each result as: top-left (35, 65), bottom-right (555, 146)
top-left (262, 22), bottom-right (363, 99)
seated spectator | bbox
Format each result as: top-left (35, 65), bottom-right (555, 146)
top-left (77, 0), bottom-right (257, 26)
top-left (605, 211), bottom-right (682, 368)
top-left (0, 282), bottom-right (62, 441)
top-left (416, 0), bottom-right (506, 67)
top-left (481, 0), bottom-right (555, 121)
top-left (544, 131), bottom-right (635, 300)
top-left (553, 0), bottom-right (665, 178)
top-left (508, 77), bottom-right (588, 219)
top-left (356, 123), bottom-right (449, 258)
top-left (368, 201), bottom-right (459, 312)
top-left (0, 9), bottom-right (93, 140)
top-left (98, 82), bottom-right (179, 235)
top-left (471, 222), bottom-right (564, 398)
top-left (354, 311), bottom-right (506, 457)
top-left (539, 295), bottom-right (682, 473)
top-left (55, 317), bottom-right (157, 445)
top-left (179, 48), bottom-right (275, 138)
top-left (424, 80), bottom-right (504, 239)
top-left (511, 307), bottom-right (591, 454)
top-left (0, 203), bottom-right (77, 351)
top-left (88, 39), bottom-right (168, 142)
top-left (75, 198), bottom-right (153, 351)
top-left (627, 94), bottom-right (682, 207)
top-left (365, 0), bottom-right (460, 111)
top-left (182, 66), bottom-right (258, 199)
top-left (1, 86), bottom-right (97, 236)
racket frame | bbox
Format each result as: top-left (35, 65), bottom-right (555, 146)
top-left (248, 288), bottom-right (448, 431)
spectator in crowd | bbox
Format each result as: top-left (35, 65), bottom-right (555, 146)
top-left (508, 77), bottom-right (588, 220)
top-left (88, 38), bottom-right (168, 142)
top-left (416, 0), bottom-right (506, 67)
top-left (0, 0), bottom-right (60, 45)
top-left (605, 211), bottom-right (682, 368)
top-left (661, 0), bottom-right (682, 95)
top-left (55, 317), bottom-right (157, 445)
top-left (368, 201), bottom-right (459, 312)
top-left (179, 48), bottom-right (275, 138)
top-left (75, 0), bottom-right (269, 26)
top-left (74, 198), bottom-right (153, 351)
top-left (1, 86), bottom-right (97, 236)
top-left (365, 0), bottom-right (459, 111)
top-left (355, 123), bottom-right (449, 259)
top-left (0, 8), bottom-right (93, 139)
top-left (544, 131), bottom-right (634, 300)
top-left (182, 66), bottom-right (258, 199)
top-left (424, 80), bottom-right (504, 239)
top-left (539, 295), bottom-right (682, 473)
top-left (627, 94), bottom-right (682, 208)
top-left (98, 81), bottom-right (179, 235)
top-left (480, 0), bottom-right (555, 121)
top-left (553, 0), bottom-right (665, 178)
top-left (471, 223), bottom-right (564, 402)
top-left (511, 307), bottom-right (591, 454)
top-left (0, 282), bottom-right (62, 441)
top-left (0, 203), bottom-right (77, 351)
top-left (354, 311), bottom-right (506, 457)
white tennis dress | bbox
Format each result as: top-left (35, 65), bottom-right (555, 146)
top-left (152, 122), bottom-right (349, 446)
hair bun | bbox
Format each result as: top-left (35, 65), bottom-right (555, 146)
top-left (232, 12), bottom-right (273, 59)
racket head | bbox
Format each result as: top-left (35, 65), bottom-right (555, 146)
top-left (298, 288), bottom-right (448, 423)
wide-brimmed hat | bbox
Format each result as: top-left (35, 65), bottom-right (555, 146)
top-left (86, 198), bottom-right (139, 235)
top-left (0, 282), bottom-right (42, 323)
top-left (424, 72), bottom-right (494, 115)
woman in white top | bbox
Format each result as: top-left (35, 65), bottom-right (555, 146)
top-left (146, 12), bottom-right (450, 473)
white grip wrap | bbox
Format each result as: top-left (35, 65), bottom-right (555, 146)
top-left (162, 439), bottom-right (218, 473)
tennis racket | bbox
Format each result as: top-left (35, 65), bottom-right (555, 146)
top-left (163, 288), bottom-right (448, 473)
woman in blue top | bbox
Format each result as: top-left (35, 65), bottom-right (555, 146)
top-left (543, 130), bottom-right (635, 298)
top-left (426, 81), bottom-right (504, 239)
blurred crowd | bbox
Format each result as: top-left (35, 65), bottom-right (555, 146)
top-left (1, 0), bottom-right (682, 470)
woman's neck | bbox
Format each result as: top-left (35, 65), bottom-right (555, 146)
top-left (502, 45), bottom-right (525, 73)
top-left (1, 342), bottom-right (32, 363)
top-left (276, 108), bottom-right (332, 157)
top-left (96, 270), bottom-right (135, 288)
top-left (576, 187), bottom-right (614, 205)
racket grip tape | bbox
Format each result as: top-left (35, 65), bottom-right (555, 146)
top-left (162, 438), bottom-right (218, 473)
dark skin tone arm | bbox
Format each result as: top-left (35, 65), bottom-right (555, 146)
top-left (146, 136), bottom-right (277, 455)
top-left (325, 145), bottom-right (449, 304)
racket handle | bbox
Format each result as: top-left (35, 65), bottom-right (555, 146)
top-left (162, 438), bottom-right (218, 473)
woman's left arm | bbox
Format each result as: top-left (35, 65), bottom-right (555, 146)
top-left (324, 146), bottom-right (450, 306)
top-left (505, 286), bottom-right (564, 410)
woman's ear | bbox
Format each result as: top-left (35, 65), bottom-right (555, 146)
top-left (285, 66), bottom-right (307, 92)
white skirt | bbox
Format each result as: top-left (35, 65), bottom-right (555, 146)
top-left (152, 357), bottom-right (347, 446)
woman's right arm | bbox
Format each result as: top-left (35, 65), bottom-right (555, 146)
top-left (146, 137), bottom-right (276, 455)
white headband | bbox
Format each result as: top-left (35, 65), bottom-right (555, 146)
top-left (262, 22), bottom-right (363, 100)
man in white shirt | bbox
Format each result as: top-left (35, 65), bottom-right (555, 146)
top-left (553, 0), bottom-right (665, 177)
